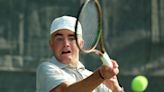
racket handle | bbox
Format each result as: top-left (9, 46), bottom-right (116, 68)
top-left (100, 52), bottom-right (113, 68)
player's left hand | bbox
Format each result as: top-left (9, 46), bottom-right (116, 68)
top-left (102, 60), bottom-right (123, 92)
top-left (103, 76), bottom-right (123, 92)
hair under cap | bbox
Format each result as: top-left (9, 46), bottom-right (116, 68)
top-left (50, 16), bottom-right (82, 36)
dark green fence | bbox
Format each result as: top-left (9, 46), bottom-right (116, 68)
top-left (0, 0), bottom-right (164, 92)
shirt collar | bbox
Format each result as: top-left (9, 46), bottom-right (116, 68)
top-left (50, 56), bottom-right (85, 70)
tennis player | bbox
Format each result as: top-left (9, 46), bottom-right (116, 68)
top-left (36, 16), bottom-right (124, 92)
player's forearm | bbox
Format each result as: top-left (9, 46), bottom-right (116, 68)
top-left (63, 70), bottom-right (104, 92)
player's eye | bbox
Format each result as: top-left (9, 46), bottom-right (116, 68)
top-left (69, 37), bottom-right (75, 41)
top-left (55, 36), bottom-right (64, 42)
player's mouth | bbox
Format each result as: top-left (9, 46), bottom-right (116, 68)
top-left (61, 49), bottom-right (72, 56)
top-left (62, 51), bottom-right (71, 54)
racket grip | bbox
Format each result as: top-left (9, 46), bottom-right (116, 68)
top-left (100, 52), bottom-right (113, 68)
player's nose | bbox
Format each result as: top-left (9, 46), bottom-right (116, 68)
top-left (63, 38), bottom-right (70, 47)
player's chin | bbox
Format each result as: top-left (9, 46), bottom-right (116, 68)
top-left (60, 55), bottom-right (72, 62)
top-left (62, 56), bottom-right (72, 60)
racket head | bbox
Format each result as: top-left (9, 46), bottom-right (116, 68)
top-left (75, 0), bottom-right (103, 53)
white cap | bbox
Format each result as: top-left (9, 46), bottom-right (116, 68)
top-left (50, 16), bottom-right (82, 36)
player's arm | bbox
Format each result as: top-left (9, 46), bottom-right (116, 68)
top-left (50, 60), bottom-right (121, 92)
top-left (50, 69), bottom-right (104, 92)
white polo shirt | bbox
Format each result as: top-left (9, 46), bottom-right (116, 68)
top-left (36, 57), bottom-right (111, 92)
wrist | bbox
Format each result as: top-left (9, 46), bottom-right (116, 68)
top-left (98, 69), bottom-right (105, 80)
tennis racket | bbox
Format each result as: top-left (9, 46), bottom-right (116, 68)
top-left (75, 0), bottom-right (113, 68)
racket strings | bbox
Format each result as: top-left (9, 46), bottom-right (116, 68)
top-left (79, 0), bottom-right (100, 51)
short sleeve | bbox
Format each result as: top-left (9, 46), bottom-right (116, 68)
top-left (36, 62), bottom-right (68, 92)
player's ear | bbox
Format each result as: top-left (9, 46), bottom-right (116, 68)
top-left (49, 38), bottom-right (53, 48)
top-left (79, 39), bottom-right (84, 48)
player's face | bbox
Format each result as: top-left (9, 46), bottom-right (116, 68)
top-left (50, 29), bottom-right (83, 65)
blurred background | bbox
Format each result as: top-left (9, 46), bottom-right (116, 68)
top-left (0, 0), bottom-right (163, 92)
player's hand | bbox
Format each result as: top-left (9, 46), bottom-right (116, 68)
top-left (99, 60), bottom-right (123, 92)
top-left (99, 60), bottom-right (119, 79)
top-left (103, 76), bottom-right (123, 92)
